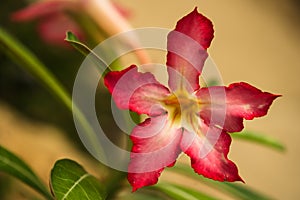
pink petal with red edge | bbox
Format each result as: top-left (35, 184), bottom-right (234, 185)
top-left (199, 109), bottom-right (245, 133)
top-left (174, 8), bottom-right (214, 50)
top-left (129, 84), bottom-right (169, 116)
top-left (128, 170), bottom-right (164, 192)
top-left (181, 125), bottom-right (243, 182)
top-left (197, 82), bottom-right (280, 132)
top-left (128, 115), bottom-right (182, 191)
top-left (11, 0), bottom-right (77, 21)
top-left (104, 65), bottom-right (170, 116)
top-left (167, 8), bottom-right (214, 91)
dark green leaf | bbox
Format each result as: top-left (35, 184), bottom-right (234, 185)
top-left (232, 131), bottom-right (285, 151)
top-left (153, 182), bottom-right (217, 200)
top-left (0, 145), bottom-right (53, 200)
top-left (171, 164), bottom-right (273, 200)
top-left (50, 159), bottom-right (106, 200)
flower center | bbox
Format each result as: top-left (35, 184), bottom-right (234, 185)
top-left (163, 90), bottom-right (201, 131)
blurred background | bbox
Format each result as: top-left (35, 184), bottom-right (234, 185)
top-left (0, 0), bottom-right (299, 199)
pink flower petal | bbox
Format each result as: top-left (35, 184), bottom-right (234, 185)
top-left (167, 8), bottom-right (214, 91)
top-left (197, 82), bottom-right (280, 132)
top-left (104, 65), bottom-right (170, 115)
top-left (173, 7), bottom-right (214, 50)
top-left (38, 13), bottom-right (84, 46)
top-left (11, 0), bottom-right (83, 47)
top-left (111, 1), bottom-right (132, 19)
top-left (128, 115), bottom-right (182, 191)
top-left (181, 125), bottom-right (243, 182)
top-left (200, 109), bottom-right (245, 132)
top-left (128, 170), bottom-right (164, 192)
top-left (11, 0), bottom-right (76, 21)
top-left (129, 85), bottom-right (170, 116)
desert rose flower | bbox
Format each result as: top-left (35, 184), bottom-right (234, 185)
top-left (104, 8), bottom-right (280, 191)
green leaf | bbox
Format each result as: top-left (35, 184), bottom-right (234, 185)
top-left (0, 145), bottom-right (53, 200)
top-left (65, 31), bottom-right (92, 57)
top-left (206, 79), bottom-right (220, 87)
top-left (50, 159), bottom-right (107, 200)
top-left (0, 27), bottom-right (107, 165)
top-left (65, 31), bottom-right (111, 75)
top-left (152, 182), bottom-right (217, 200)
top-left (118, 191), bottom-right (167, 200)
top-left (171, 164), bottom-right (273, 200)
top-left (119, 194), bottom-right (162, 200)
top-left (0, 27), bottom-right (72, 111)
top-left (232, 131), bottom-right (285, 151)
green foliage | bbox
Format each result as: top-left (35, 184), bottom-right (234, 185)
top-left (0, 27), bottom-right (72, 111)
top-left (65, 32), bottom-right (93, 57)
top-left (232, 131), bottom-right (285, 151)
top-left (117, 190), bottom-right (167, 200)
top-left (65, 31), bottom-right (111, 76)
top-left (50, 159), bottom-right (107, 200)
top-left (153, 182), bottom-right (217, 200)
top-left (0, 145), bottom-right (53, 200)
top-left (172, 164), bottom-right (273, 200)
top-left (0, 27), bottom-right (107, 165)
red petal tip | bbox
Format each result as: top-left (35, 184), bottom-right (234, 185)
top-left (239, 176), bottom-right (245, 183)
top-left (131, 187), bottom-right (138, 192)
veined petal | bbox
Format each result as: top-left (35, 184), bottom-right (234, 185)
top-left (173, 8), bottom-right (214, 50)
top-left (129, 84), bottom-right (170, 116)
top-left (181, 125), bottom-right (243, 182)
top-left (167, 8), bottom-right (214, 92)
top-left (197, 82), bottom-right (280, 132)
top-left (200, 109), bottom-right (244, 132)
top-left (128, 115), bottom-right (182, 191)
top-left (104, 65), bottom-right (170, 115)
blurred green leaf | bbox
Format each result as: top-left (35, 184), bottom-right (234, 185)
top-left (171, 164), bottom-right (273, 200)
top-left (119, 194), bottom-right (163, 200)
top-left (232, 131), bottom-right (285, 151)
top-left (118, 191), bottom-right (167, 200)
top-left (152, 182), bottom-right (217, 200)
top-left (50, 159), bottom-right (106, 200)
top-left (0, 145), bottom-right (53, 200)
top-left (0, 27), bottom-right (72, 111)
top-left (0, 27), bottom-right (107, 164)
top-left (206, 79), bottom-right (220, 87)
